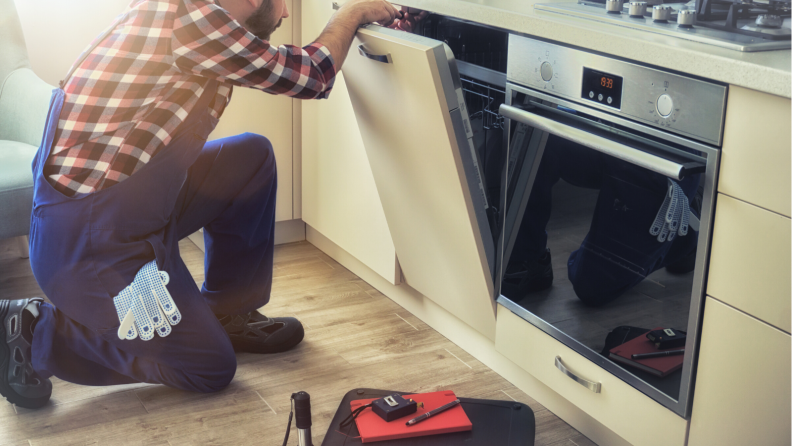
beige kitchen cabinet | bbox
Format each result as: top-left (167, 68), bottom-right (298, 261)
top-left (688, 297), bottom-right (791, 446)
top-left (208, 0), bottom-right (296, 223)
top-left (496, 306), bottom-right (687, 446)
top-left (300, 0), bottom-right (399, 284)
top-left (719, 86), bottom-right (791, 217)
top-left (707, 193), bottom-right (791, 332)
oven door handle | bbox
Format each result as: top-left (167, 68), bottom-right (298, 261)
top-left (499, 103), bottom-right (700, 181)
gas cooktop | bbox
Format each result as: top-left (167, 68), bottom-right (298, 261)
top-left (535, 0), bottom-right (791, 52)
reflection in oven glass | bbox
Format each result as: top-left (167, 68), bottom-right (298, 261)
top-left (503, 122), bottom-right (704, 399)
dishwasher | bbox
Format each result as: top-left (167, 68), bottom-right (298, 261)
top-left (342, 13), bottom-right (726, 418)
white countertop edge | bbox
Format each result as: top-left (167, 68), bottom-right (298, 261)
top-left (393, 0), bottom-right (792, 98)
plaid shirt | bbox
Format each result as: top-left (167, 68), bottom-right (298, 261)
top-left (46, 0), bottom-right (336, 196)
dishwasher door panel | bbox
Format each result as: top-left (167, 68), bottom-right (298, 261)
top-left (343, 26), bottom-right (497, 337)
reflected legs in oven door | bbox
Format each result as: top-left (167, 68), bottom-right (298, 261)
top-left (502, 135), bottom-right (701, 306)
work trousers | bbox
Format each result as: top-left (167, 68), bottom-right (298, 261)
top-left (30, 128), bottom-right (278, 392)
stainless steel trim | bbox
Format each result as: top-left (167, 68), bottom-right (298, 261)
top-left (499, 103), bottom-right (690, 180)
top-left (555, 356), bottom-right (602, 393)
top-left (358, 45), bottom-right (392, 63)
top-left (506, 83), bottom-right (718, 154)
top-left (457, 60), bottom-right (507, 89)
top-left (507, 34), bottom-right (728, 146)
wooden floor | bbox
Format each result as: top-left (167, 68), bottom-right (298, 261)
top-left (0, 237), bottom-right (595, 446)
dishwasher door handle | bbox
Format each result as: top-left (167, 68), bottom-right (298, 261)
top-left (358, 45), bottom-right (392, 64)
top-left (499, 103), bottom-right (698, 181)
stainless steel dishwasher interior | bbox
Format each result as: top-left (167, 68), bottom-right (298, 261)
top-left (416, 15), bottom-right (510, 253)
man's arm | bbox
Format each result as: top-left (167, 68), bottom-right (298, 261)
top-left (314, 0), bottom-right (400, 72)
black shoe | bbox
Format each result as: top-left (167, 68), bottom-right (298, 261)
top-left (0, 297), bottom-right (52, 409)
top-left (217, 312), bottom-right (305, 354)
top-left (500, 249), bottom-right (554, 299)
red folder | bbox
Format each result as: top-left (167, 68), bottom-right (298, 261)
top-left (350, 390), bottom-right (472, 443)
top-left (609, 327), bottom-right (684, 377)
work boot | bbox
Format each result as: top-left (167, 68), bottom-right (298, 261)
top-left (500, 248), bottom-right (554, 299)
top-left (0, 297), bottom-right (52, 409)
top-left (217, 311), bottom-right (304, 354)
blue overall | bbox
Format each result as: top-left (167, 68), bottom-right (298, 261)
top-left (28, 78), bottom-right (278, 391)
top-left (510, 134), bottom-right (700, 306)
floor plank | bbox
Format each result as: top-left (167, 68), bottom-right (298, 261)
top-left (0, 237), bottom-right (596, 445)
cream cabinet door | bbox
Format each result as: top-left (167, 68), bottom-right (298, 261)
top-left (707, 194), bottom-right (791, 332)
top-left (688, 297), bottom-right (791, 446)
top-left (300, 0), bottom-right (399, 284)
top-left (343, 26), bottom-right (497, 338)
top-left (719, 86), bottom-right (791, 217)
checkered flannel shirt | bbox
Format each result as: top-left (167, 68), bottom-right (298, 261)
top-left (47, 0), bottom-right (336, 196)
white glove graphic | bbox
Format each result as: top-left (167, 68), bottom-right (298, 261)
top-left (650, 179), bottom-right (690, 243)
top-left (113, 260), bottom-right (181, 341)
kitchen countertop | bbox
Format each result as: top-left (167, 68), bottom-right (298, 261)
top-left (394, 0), bottom-right (792, 98)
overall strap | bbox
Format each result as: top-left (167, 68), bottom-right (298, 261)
top-left (58, 11), bottom-right (130, 89)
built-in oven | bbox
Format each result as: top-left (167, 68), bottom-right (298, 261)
top-left (497, 35), bottom-right (726, 417)
top-left (340, 13), bottom-right (725, 418)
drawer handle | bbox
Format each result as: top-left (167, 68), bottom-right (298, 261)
top-left (555, 356), bottom-right (601, 394)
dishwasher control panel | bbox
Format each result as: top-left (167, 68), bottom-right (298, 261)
top-left (506, 34), bottom-right (727, 146)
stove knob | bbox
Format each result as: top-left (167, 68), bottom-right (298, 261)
top-left (540, 61), bottom-right (554, 82)
top-left (606, 0), bottom-right (625, 13)
top-left (629, 2), bottom-right (648, 17)
top-left (652, 5), bottom-right (672, 22)
top-left (656, 94), bottom-right (674, 118)
top-left (756, 14), bottom-right (784, 28)
top-left (677, 9), bottom-right (696, 26)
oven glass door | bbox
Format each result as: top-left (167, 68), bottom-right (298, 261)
top-left (497, 83), bottom-right (719, 417)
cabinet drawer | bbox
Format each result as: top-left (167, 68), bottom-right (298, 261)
top-left (719, 86), bottom-right (791, 217)
top-left (688, 297), bottom-right (791, 446)
top-left (707, 194), bottom-right (791, 332)
top-left (495, 305), bottom-right (687, 446)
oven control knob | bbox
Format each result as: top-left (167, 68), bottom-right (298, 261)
top-left (652, 5), bottom-right (672, 22)
top-left (540, 61), bottom-right (554, 81)
top-left (629, 2), bottom-right (648, 17)
top-left (677, 9), bottom-right (696, 26)
top-left (656, 94), bottom-right (674, 117)
top-left (606, 0), bottom-right (624, 13)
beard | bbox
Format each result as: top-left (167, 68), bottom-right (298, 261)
top-left (245, 1), bottom-right (282, 41)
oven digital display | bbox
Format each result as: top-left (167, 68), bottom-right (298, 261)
top-left (581, 67), bottom-right (623, 109)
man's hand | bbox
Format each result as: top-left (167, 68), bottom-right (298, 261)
top-left (315, 0), bottom-right (400, 72)
top-left (388, 8), bottom-right (429, 33)
top-left (338, 0), bottom-right (400, 28)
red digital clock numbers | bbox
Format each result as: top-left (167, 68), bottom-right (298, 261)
top-left (600, 77), bottom-right (614, 89)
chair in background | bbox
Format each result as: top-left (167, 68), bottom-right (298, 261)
top-left (0, 0), bottom-right (55, 258)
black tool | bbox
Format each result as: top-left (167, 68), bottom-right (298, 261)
top-left (283, 391), bottom-right (313, 446)
top-left (632, 349), bottom-right (685, 360)
top-left (373, 394), bottom-right (419, 422)
top-left (406, 399), bottom-right (461, 426)
top-left (646, 328), bottom-right (687, 349)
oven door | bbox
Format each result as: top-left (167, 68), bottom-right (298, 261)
top-left (496, 82), bottom-right (720, 417)
top-left (342, 25), bottom-right (498, 337)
